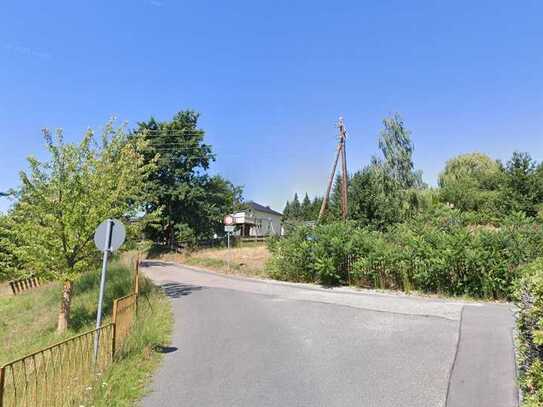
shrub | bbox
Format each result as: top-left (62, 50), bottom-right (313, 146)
top-left (515, 259), bottom-right (543, 406)
top-left (267, 226), bottom-right (316, 283)
top-left (269, 210), bottom-right (543, 299)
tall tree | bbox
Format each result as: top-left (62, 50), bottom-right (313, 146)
top-left (347, 115), bottom-right (425, 229)
top-left (301, 193), bottom-right (312, 220)
top-left (283, 200), bottom-right (291, 220)
top-left (349, 163), bottom-right (404, 230)
top-left (11, 125), bottom-right (151, 332)
top-left (134, 111), bottom-right (241, 246)
top-left (378, 114), bottom-right (423, 189)
top-left (501, 152), bottom-right (539, 216)
top-left (311, 197), bottom-right (323, 220)
top-left (290, 193), bottom-right (301, 220)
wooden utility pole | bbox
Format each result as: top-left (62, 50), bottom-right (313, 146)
top-left (318, 117), bottom-right (349, 221)
top-left (338, 117), bottom-right (348, 220)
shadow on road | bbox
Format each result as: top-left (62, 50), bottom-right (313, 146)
top-left (159, 282), bottom-right (204, 298)
top-left (141, 260), bottom-right (173, 268)
top-left (153, 345), bottom-right (178, 354)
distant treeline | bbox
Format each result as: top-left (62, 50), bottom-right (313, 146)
top-left (283, 114), bottom-right (543, 229)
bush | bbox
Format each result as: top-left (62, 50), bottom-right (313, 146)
top-left (269, 210), bottom-right (543, 299)
top-left (516, 259), bottom-right (543, 406)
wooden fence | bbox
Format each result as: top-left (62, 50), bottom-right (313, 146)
top-left (8, 276), bottom-right (41, 295)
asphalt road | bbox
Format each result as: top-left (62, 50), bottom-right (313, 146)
top-left (141, 261), bottom-right (518, 407)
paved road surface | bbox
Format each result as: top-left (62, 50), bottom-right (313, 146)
top-left (141, 261), bottom-right (518, 407)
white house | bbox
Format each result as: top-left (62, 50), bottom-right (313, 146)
top-left (230, 201), bottom-right (283, 237)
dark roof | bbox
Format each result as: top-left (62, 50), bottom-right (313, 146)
top-left (247, 201), bottom-right (283, 217)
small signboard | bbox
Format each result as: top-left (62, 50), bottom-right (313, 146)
top-left (224, 215), bottom-right (234, 225)
top-left (224, 225), bottom-right (235, 232)
top-left (94, 219), bottom-right (126, 252)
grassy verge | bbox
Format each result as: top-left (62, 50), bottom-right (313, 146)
top-left (0, 260), bottom-right (173, 406)
top-left (91, 279), bottom-right (172, 406)
top-left (159, 245), bottom-right (270, 278)
top-left (515, 258), bottom-right (543, 406)
top-left (0, 262), bottom-right (133, 364)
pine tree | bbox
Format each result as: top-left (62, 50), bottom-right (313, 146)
top-left (290, 193), bottom-right (301, 220)
top-left (283, 200), bottom-right (291, 220)
top-left (301, 193), bottom-right (311, 220)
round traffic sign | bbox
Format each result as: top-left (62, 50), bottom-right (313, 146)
top-left (94, 219), bottom-right (126, 252)
top-left (224, 215), bottom-right (234, 225)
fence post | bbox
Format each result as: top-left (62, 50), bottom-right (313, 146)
top-left (111, 323), bottom-right (117, 360)
top-left (112, 299), bottom-right (118, 359)
top-left (134, 257), bottom-right (140, 296)
top-left (0, 365), bottom-right (5, 407)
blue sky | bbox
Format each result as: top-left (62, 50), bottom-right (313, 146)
top-left (1, 1), bottom-right (542, 213)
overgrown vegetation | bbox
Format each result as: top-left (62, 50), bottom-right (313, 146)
top-left (91, 278), bottom-right (172, 406)
top-left (278, 115), bottom-right (543, 297)
top-left (277, 114), bottom-right (543, 405)
top-left (269, 210), bottom-right (543, 299)
top-left (516, 259), bottom-right (543, 406)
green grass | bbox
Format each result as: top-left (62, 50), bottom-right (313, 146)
top-left (91, 281), bottom-right (173, 406)
top-left (0, 263), bottom-right (133, 364)
top-left (0, 260), bottom-right (173, 406)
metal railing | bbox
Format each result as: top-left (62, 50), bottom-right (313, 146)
top-left (112, 294), bottom-right (138, 354)
top-left (0, 265), bottom-right (142, 407)
top-left (0, 323), bottom-right (114, 407)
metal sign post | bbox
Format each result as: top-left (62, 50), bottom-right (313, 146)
top-left (225, 225), bottom-right (235, 249)
top-left (224, 224), bottom-right (235, 272)
top-left (93, 219), bottom-right (126, 364)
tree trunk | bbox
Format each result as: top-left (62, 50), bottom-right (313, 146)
top-left (57, 280), bottom-right (74, 333)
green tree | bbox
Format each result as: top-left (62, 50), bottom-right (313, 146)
top-left (378, 114), bottom-right (423, 189)
top-left (290, 193), bottom-right (302, 220)
top-left (134, 111), bottom-right (241, 246)
top-left (501, 152), bottom-right (539, 216)
top-left (301, 193), bottom-right (312, 220)
top-left (11, 125), bottom-right (151, 332)
top-left (311, 197), bottom-right (323, 220)
top-left (438, 153), bottom-right (502, 213)
top-left (283, 200), bottom-right (291, 220)
top-left (349, 163), bottom-right (404, 230)
top-left (0, 213), bottom-right (18, 281)
top-left (346, 114), bottom-right (426, 229)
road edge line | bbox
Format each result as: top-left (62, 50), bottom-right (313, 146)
top-left (445, 305), bottom-right (465, 406)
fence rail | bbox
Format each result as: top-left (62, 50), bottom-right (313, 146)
top-left (0, 323), bottom-right (114, 407)
top-left (112, 294), bottom-right (138, 354)
top-left (0, 264), bottom-right (142, 407)
top-left (9, 276), bottom-right (41, 296)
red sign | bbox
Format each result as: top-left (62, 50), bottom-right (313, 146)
top-left (224, 215), bottom-right (234, 225)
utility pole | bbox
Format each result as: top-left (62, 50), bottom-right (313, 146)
top-left (338, 117), bottom-right (348, 220)
top-left (318, 116), bottom-right (349, 221)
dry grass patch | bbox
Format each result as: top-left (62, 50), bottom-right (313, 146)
top-left (161, 245), bottom-right (271, 277)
